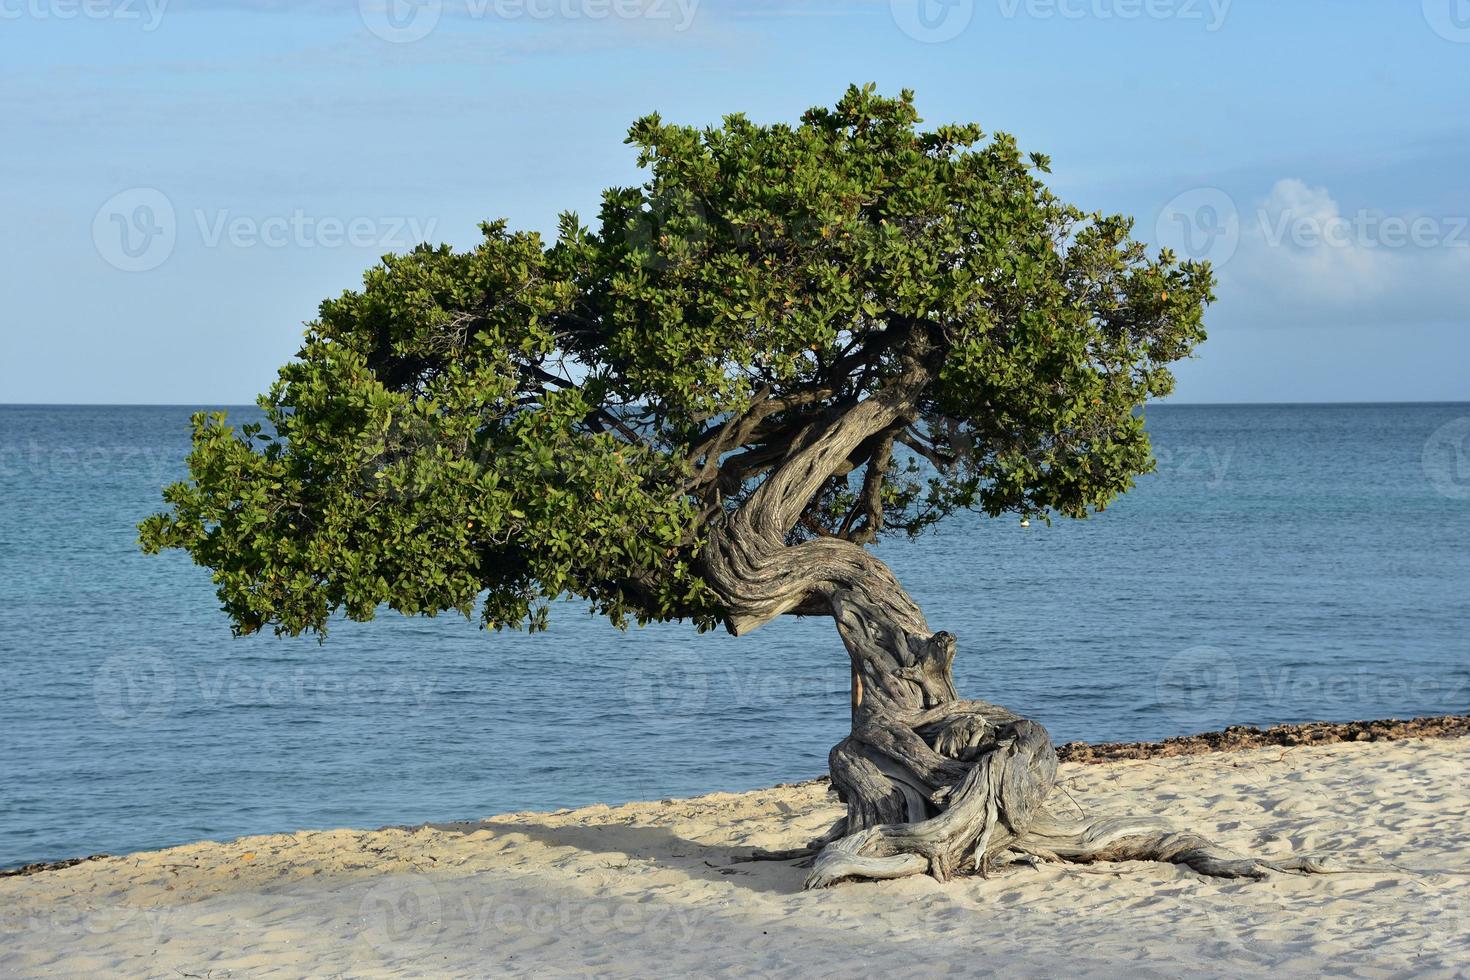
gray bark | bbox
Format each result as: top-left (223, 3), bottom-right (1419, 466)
top-left (701, 389), bottom-right (1343, 889)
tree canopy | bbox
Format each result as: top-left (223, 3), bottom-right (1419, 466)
top-left (140, 84), bottom-right (1213, 640)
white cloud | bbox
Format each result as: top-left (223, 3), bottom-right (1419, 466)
top-left (1218, 178), bottom-right (1470, 329)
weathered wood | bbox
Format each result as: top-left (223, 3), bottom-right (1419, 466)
top-left (697, 372), bottom-right (1345, 890)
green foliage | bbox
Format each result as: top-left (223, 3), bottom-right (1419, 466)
top-left (140, 85), bottom-right (1211, 637)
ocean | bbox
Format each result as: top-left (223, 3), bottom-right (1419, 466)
top-left (1, 403), bottom-right (1467, 869)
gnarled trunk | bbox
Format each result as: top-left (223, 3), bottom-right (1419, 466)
top-left (700, 394), bottom-right (1331, 888)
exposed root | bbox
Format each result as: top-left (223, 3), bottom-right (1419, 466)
top-left (804, 829), bottom-right (929, 885)
top-left (1013, 814), bottom-right (1276, 880)
top-left (1015, 815), bottom-right (1393, 876)
top-left (1255, 856), bottom-right (1398, 875)
top-left (808, 797), bottom-right (1387, 888)
top-left (805, 805), bottom-right (1375, 887)
top-left (734, 818), bottom-right (848, 865)
top-left (691, 390), bottom-right (1366, 893)
top-left (807, 719), bottom-right (1055, 888)
top-left (809, 721), bottom-right (1374, 889)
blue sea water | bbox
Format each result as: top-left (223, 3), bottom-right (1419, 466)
top-left (1, 403), bottom-right (1468, 869)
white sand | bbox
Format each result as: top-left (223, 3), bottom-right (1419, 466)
top-left (3, 739), bottom-right (1467, 978)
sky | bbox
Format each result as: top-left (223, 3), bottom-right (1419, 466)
top-left (2, 0), bottom-right (1468, 404)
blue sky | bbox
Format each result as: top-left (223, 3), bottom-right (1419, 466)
top-left (3, 0), bottom-right (1468, 403)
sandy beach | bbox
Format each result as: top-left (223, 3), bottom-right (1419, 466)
top-left (3, 738), bottom-right (1466, 978)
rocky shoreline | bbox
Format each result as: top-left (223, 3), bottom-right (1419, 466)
top-left (1057, 713), bottom-right (1470, 763)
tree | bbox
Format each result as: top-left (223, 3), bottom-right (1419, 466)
top-left (142, 86), bottom-right (1304, 886)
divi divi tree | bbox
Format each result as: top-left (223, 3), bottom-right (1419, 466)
top-left (145, 87), bottom-right (1316, 886)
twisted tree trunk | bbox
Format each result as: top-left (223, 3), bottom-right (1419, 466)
top-left (701, 392), bottom-right (1324, 888)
